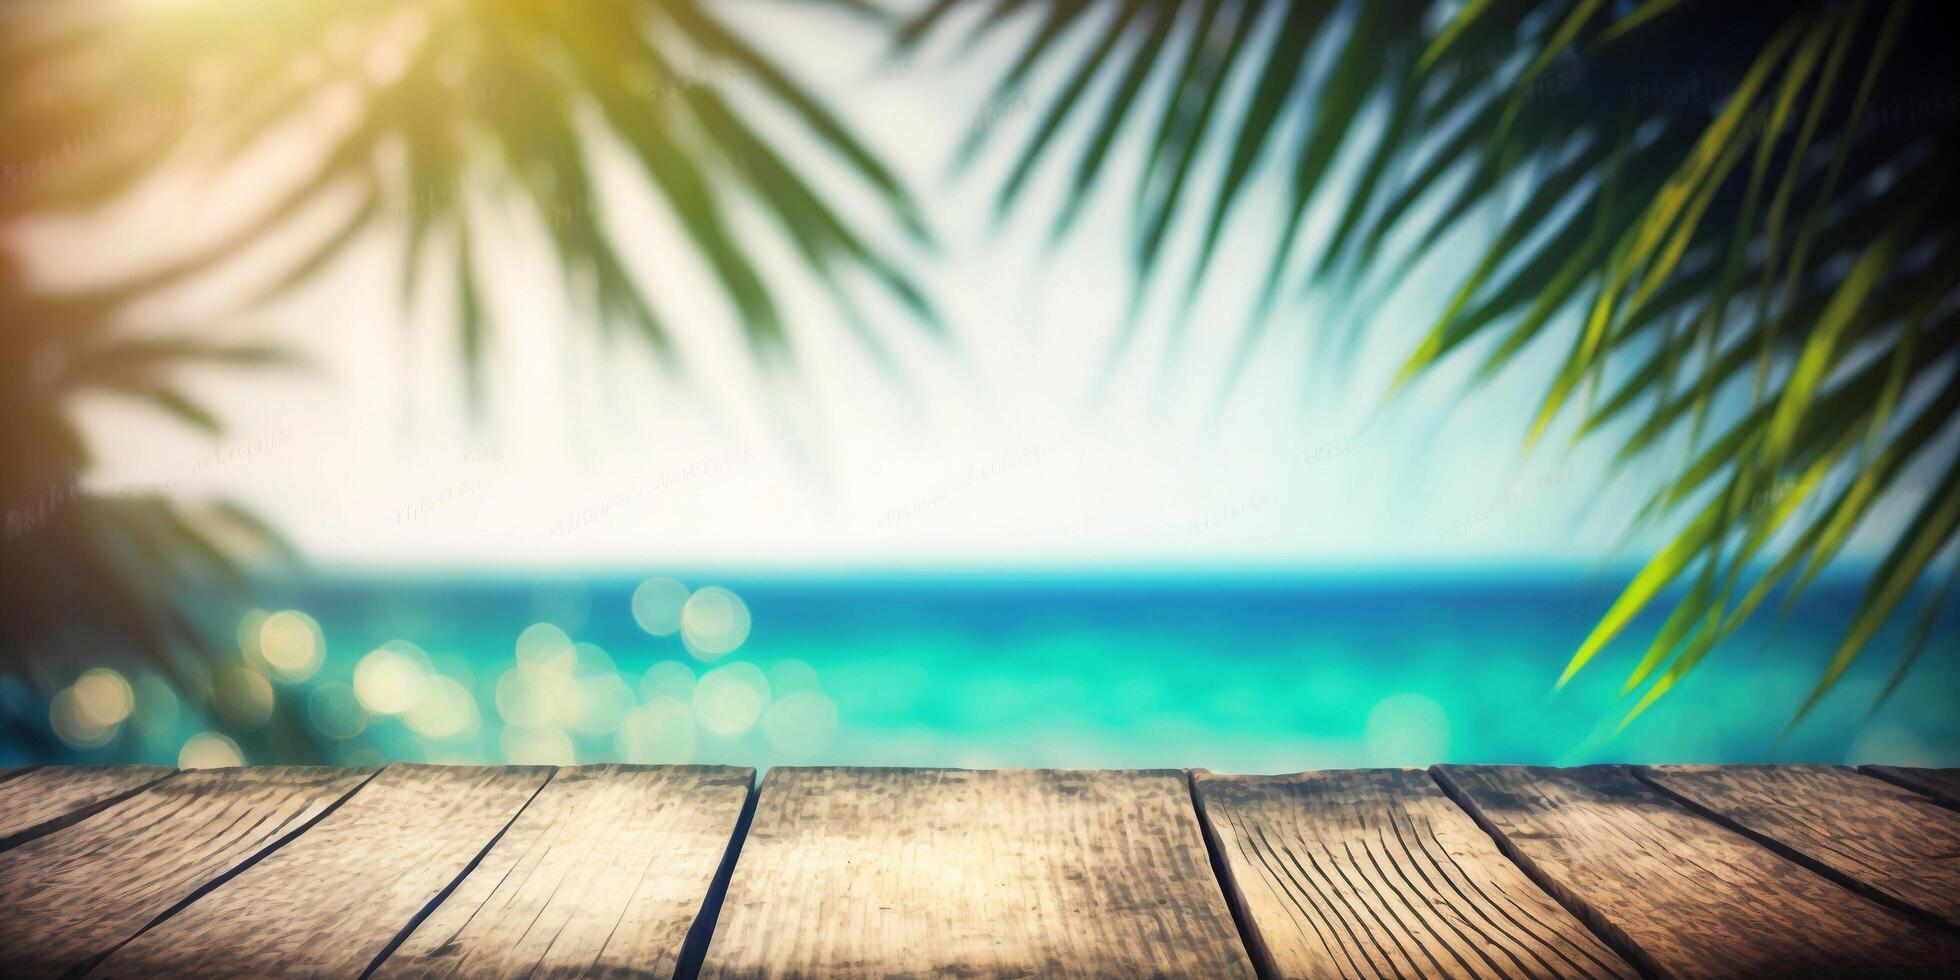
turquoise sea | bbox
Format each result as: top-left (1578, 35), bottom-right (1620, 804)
top-left (13, 571), bottom-right (1958, 771)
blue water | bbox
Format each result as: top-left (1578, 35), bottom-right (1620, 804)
top-left (12, 571), bottom-right (1958, 770)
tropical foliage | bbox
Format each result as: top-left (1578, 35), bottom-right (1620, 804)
top-left (1, 0), bottom-right (927, 756)
top-left (905, 0), bottom-right (1960, 726)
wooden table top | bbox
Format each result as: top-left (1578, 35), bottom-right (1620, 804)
top-left (1, 763), bottom-right (1954, 978)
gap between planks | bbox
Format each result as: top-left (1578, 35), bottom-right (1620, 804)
top-left (674, 778), bottom-right (760, 980)
top-left (1186, 770), bottom-right (1278, 979)
top-left (0, 767), bottom-right (179, 853)
top-left (1858, 765), bottom-right (1960, 811)
top-left (1194, 767), bottom-right (1640, 980)
top-left (356, 770), bottom-right (560, 979)
top-left (1433, 764), bottom-right (1960, 978)
top-left (3, 766), bottom-right (759, 979)
top-left (68, 767), bottom-right (385, 977)
top-left (1632, 766), bottom-right (1960, 935)
top-left (0, 764), bottom-right (47, 785)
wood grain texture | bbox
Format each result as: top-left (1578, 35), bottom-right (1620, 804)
top-left (88, 764), bottom-right (552, 979)
top-left (701, 767), bottom-right (1255, 979)
top-left (0, 765), bottom-right (174, 850)
top-left (0, 766), bottom-right (375, 978)
top-left (375, 764), bottom-right (753, 979)
top-left (1642, 765), bottom-right (1960, 929)
top-left (1193, 768), bottom-right (1635, 979)
top-left (1862, 766), bottom-right (1960, 807)
top-left (1436, 764), bottom-right (1960, 978)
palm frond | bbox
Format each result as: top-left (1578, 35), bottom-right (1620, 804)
top-left (10, 0), bottom-right (936, 393)
top-left (0, 0), bottom-right (932, 760)
top-left (922, 0), bottom-right (1960, 725)
top-left (0, 253), bottom-right (313, 760)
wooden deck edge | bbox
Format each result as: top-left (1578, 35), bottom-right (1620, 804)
top-left (674, 771), bottom-right (761, 980)
top-left (0, 769), bottom-right (180, 854)
top-left (1427, 766), bottom-right (1665, 979)
top-left (359, 766), bottom-right (560, 979)
top-left (1856, 765), bottom-right (1960, 811)
top-left (1184, 770), bottom-right (1277, 980)
top-left (1630, 766), bottom-right (1959, 935)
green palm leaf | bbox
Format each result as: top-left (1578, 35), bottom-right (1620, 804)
top-left (920, 0), bottom-right (1960, 726)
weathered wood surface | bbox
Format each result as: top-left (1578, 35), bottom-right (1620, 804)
top-left (1862, 765), bottom-right (1960, 807)
top-left (701, 767), bottom-right (1256, 979)
top-left (1643, 765), bottom-right (1960, 929)
top-left (1194, 768), bottom-right (1635, 979)
top-left (376, 764), bottom-right (753, 979)
top-left (1436, 764), bottom-right (1960, 978)
top-left (0, 766), bottom-right (375, 978)
top-left (1, 763), bottom-right (1956, 977)
top-left (0, 765), bottom-right (173, 850)
top-left (89, 764), bottom-right (551, 978)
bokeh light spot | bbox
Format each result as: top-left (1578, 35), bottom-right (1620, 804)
top-left (180, 731), bottom-right (245, 768)
top-left (73, 668), bottom-right (135, 727)
top-left (515, 623), bottom-right (577, 672)
top-left (405, 675), bottom-right (481, 740)
top-left (631, 578), bottom-right (690, 636)
top-left (50, 687), bottom-right (118, 749)
top-left (681, 587), bottom-right (751, 660)
top-left (693, 662), bottom-right (770, 736)
top-left (495, 667), bottom-right (553, 729)
top-left (259, 610), bottom-right (325, 683)
top-left (639, 660), bottom-right (696, 702)
top-left (572, 641), bottom-right (616, 675)
top-left (354, 642), bottom-right (428, 715)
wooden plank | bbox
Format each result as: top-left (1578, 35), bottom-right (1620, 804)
top-left (374, 764), bottom-right (753, 979)
top-left (0, 766), bottom-right (375, 978)
top-left (1642, 765), bottom-right (1960, 929)
top-left (1193, 768), bottom-right (1635, 979)
top-left (1435, 764), bottom-right (1960, 978)
top-left (1861, 766), bottom-right (1960, 808)
top-left (701, 767), bottom-right (1255, 979)
top-left (0, 765), bottom-right (174, 850)
top-left (90, 764), bottom-right (552, 978)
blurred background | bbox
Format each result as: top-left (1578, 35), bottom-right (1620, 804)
top-left (3, 0), bottom-right (1956, 772)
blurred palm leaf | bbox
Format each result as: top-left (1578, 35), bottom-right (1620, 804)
top-left (0, 0), bottom-right (931, 757)
top-left (916, 0), bottom-right (1960, 726)
top-left (10, 0), bottom-right (935, 402)
top-left (0, 244), bottom-right (313, 758)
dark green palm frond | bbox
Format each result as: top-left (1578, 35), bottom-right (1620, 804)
top-left (923, 0), bottom-right (1960, 726)
top-left (0, 238), bottom-right (313, 759)
top-left (9, 0), bottom-right (935, 394)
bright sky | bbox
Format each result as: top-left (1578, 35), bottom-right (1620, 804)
top-left (24, 1), bottom-right (1924, 573)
